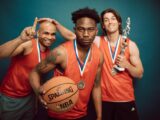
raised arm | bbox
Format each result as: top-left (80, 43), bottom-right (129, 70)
top-left (92, 51), bottom-right (104, 120)
top-left (0, 37), bottom-right (24, 58)
top-left (38, 18), bottom-right (76, 40)
top-left (0, 18), bottom-right (38, 58)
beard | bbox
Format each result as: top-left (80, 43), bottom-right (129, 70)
top-left (76, 38), bottom-right (94, 49)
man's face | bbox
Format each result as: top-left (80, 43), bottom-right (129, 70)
top-left (38, 22), bottom-right (56, 47)
top-left (102, 12), bottom-right (120, 34)
top-left (74, 17), bottom-right (98, 47)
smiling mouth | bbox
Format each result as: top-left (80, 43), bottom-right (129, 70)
top-left (45, 39), bottom-right (51, 44)
top-left (108, 24), bottom-right (114, 28)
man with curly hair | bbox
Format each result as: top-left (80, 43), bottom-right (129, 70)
top-left (30, 7), bottom-right (103, 120)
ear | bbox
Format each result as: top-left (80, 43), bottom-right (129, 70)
top-left (73, 27), bottom-right (77, 34)
top-left (102, 24), bottom-right (105, 29)
top-left (95, 27), bottom-right (98, 35)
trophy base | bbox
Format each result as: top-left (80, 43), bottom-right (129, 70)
top-left (114, 65), bottom-right (125, 71)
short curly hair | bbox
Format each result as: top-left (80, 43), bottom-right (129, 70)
top-left (72, 7), bottom-right (100, 24)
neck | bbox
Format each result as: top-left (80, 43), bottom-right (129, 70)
top-left (76, 43), bottom-right (91, 62)
top-left (107, 31), bottom-right (120, 42)
top-left (77, 44), bottom-right (90, 53)
top-left (39, 43), bottom-right (47, 52)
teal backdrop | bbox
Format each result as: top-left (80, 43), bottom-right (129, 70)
top-left (0, 0), bottom-right (160, 120)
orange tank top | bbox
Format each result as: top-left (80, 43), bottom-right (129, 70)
top-left (1, 39), bottom-right (50, 97)
top-left (49, 40), bottom-right (101, 119)
top-left (97, 36), bottom-right (134, 102)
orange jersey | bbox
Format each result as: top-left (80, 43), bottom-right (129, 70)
top-left (49, 40), bottom-right (101, 119)
top-left (95, 36), bottom-right (134, 102)
top-left (1, 39), bottom-right (50, 97)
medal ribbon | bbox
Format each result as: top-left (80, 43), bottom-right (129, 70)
top-left (36, 39), bottom-right (41, 63)
top-left (106, 36), bottom-right (120, 63)
top-left (74, 40), bottom-right (91, 76)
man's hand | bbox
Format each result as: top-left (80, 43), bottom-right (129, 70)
top-left (121, 40), bottom-right (128, 48)
top-left (38, 86), bottom-right (48, 109)
top-left (115, 55), bottom-right (129, 68)
top-left (20, 17), bottom-right (38, 41)
top-left (38, 18), bottom-right (59, 25)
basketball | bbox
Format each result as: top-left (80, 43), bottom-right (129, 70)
top-left (42, 76), bottom-right (79, 113)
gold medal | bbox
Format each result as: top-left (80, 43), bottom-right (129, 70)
top-left (77, 80), bottom-right (85, 90)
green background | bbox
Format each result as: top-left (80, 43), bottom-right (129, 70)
top-left (0, 0), bottom-right (160, 119)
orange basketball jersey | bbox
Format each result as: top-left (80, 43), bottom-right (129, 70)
top-left (1, 39), bottom-right (50, 97)
top-left (95, 36), bottom-right (134, 102)
top-left (49, 40), bottom-right (101, 119)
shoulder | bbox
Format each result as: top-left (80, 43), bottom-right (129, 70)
top-left (128, 39), bottom-right (140, 55)
top-left (92, 42), bottom-right (100, 52)
top-left (60, 40), bottom-right (74, 53)
top-left (128, 39), bottom-right (138, 49)
top-left (93, 36), bottom-right (101, 48)
top-left (51, 44), bottom-right (66, 58)
top-left (23, 40), bottom-right (34, 55)
top-left (61, 40), bottom-right (73, 47)
top-left (93, 36), bottom-right (100, 43)
top-left (92, 43), bottom-right (103, 64)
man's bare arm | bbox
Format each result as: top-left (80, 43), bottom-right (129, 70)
top-left (38, 18), bottom-right (76, 40)
top-left (92, 52), bottom-right (104, 120)
top-left (29, 46), bottom-right (65, 95)
top-left (0, 18), bottom-right (38, 58)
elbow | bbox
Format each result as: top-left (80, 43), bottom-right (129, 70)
top-left (137, 69), bottom-right (144, 79)
top-left (137, 74), bottom-right (143, 79)
top-left (70, 33), bottom-right (76, 40)
top-left (29, 68), bottom-right (38, 85)
top-left (29, 70), bottom-right (34, 85)
top-left (0, 53), bottom-right (7, 59)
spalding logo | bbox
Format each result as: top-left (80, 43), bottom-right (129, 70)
top-left (48, 86), bottom-right (74, 101)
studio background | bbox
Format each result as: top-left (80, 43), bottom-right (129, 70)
top-left (0, 0), bottom-right (160, 120)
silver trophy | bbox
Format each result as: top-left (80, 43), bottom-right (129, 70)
top-left (111, 17), bottom-right (131, 75)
